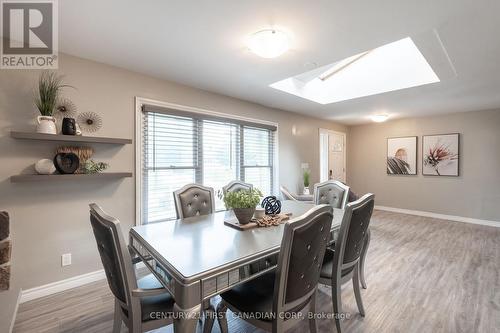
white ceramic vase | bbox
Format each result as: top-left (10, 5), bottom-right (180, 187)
top-left (36, 116), bottom-right (57, 134)
top-left (35, 159), bottom-right (56, 175)
top-left (303, 187), bottom-right (310, 195)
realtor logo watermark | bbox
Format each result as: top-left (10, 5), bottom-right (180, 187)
top-left (1, 0), bottom-right (58, 69)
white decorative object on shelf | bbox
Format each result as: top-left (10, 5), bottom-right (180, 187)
top-left (75, 123), bottom-right (82, 135)
top-left (36, 116), bottom-right (57, 134)
top-left (35, 159), bottom-right (56, 175)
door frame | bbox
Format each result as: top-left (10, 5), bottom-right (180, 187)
top-left (319, 128), bottom-right (347, 182)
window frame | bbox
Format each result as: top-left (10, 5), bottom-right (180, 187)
top-left (135, 97), bottom-right (279, 226)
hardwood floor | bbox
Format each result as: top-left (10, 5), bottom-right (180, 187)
top-left (14, 210), bottom-right (500, 333)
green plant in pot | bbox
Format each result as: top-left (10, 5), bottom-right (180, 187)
top-left (303, 169), bottom-right (311, 195)
top-left (224, 188), bottom-right (263, 225)
top-left (34, 71), bottom-right (71, 134)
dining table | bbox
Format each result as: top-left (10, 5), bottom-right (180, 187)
top-left (129, 200), bottom-right (344, 333)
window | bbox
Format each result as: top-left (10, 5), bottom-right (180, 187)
top-left (141, 105), bottom-right (277, 224)
top-left (270, 37), bottom-right (440, 104)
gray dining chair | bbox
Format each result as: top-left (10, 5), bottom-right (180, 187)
top-left (216, 205), bottom-right (334, 333)
top-left (313, 180), bottom-right (350, 209)
top-left (89, 203), bottom-right (174, 333)
top-left (318, 193), bottom-right (375, 333)
top-left (172, 183), bottom-right (217, 332)
top-left (173, 183), bottom-right (215, 219)
top-left (279, 185), bottom-right (298, 201)
top-left (222, 180), bottom-right (253, 194)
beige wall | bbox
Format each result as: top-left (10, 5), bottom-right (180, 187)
top-left (347, 109), bottom-right (500, 221)
top-left (0, 53), bottom-right (347, 295)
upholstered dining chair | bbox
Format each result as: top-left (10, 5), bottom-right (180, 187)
top-left (89, 203), bottom-right (174, 333)
top-left (318, 193), bottom-right (375, 333)
top-left (172, 183), bottom-right (217, 333)
top-left (279, 185), bottom-right (298, 201)
top-left (313, 180), bottom-right (350, 209)
top-left (222, 180), bottom-right (253, 194)
top-left (216, 205), bottom-right (334, 333)
top-left (173, 183), bottom-right (215, 219)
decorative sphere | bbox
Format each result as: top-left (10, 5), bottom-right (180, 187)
top-left (35, 159), bottom-right (56, 175)
top-left (261, 196), bottom-right (281, 215)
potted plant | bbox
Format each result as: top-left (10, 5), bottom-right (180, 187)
top-left (224, 188), bottom-right (263, 224)
top-left (34, 71), bottom-right (70, 134)
top-left (303, 169), bottom-right (311, 194)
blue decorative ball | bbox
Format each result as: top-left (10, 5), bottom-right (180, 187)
top-left (261, 196), bottom-right (281, 215)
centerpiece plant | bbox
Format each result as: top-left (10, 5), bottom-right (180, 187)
top-left (224, 188), bottom-right (262, 224)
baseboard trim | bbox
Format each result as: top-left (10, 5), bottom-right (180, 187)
top-left (375, 205), bottom-right (500, 228)
top-left (20, 269), bottom-right (106, 304)
top-left (10, 289), bottom-right (22, 333)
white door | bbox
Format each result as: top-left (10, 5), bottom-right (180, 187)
top-left (319, 129), bottom-right (346, 182)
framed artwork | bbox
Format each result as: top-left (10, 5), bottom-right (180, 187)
top-left (387, 136), bottom-right (417, 175)
top-left (422, 133), bottom-right (460, 176)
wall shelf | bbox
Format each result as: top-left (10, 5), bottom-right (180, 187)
top-left (10, 131), bottom-right (132, 145)
top-left (10, 173), bottom-right (133, 183)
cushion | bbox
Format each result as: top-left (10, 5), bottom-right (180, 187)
top-left (320, 249), bottom-right (354, 279)
top-left (122, 274), bottom-right (175, 322)
top-left (221, 272), bottom-right (309, 322)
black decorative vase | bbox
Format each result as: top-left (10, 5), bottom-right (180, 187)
top-left (62, 118), bottom-right (76, 135)
top-left (54, 153), bottom-right (80, 174)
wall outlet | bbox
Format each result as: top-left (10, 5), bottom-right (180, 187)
top-left (301, 163), bottom-right (309, 170)
top-left (61, 253), bottom-right (72, 267)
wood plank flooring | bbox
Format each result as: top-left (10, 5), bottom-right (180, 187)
top-left (14, 210), bottom-right (500, 333)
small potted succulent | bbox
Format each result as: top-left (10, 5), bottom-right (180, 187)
top-left (34, 71), bottom-right (70, 134)
top-left (224, 188), bottom-right (263, 224)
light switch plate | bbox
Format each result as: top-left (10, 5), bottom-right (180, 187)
top-left (61, 253), bottom-right (72, 266)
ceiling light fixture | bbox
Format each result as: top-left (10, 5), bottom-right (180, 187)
top-left (371, 114), bottom-right (389, 123)
top-left (247, 29), bottom-right (290, 59)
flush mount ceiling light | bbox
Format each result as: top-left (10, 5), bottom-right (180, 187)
top-left (270, 37), bottom-right (440, 103)
top-left (371, 114), bottom-right (389, 122)
top-left (247, 29), bottom-right (290, 58)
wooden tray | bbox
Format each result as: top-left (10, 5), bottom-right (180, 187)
top-left (224, 213), bottom-right (292, 231)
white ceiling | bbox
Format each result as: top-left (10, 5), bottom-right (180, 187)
top-left (59, 0), bottom-right (500, 125)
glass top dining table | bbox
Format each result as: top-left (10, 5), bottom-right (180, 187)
top-left (129, 200), bottom-right (344, 333)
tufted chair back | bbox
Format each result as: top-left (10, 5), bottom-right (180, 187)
top-left (313, 180), bottom-right (350, 209)
top-left (89, 203), bottom-right (137, 307)
top-left (332, 194), bottom-right (374, 276)
top-left (222, 180), bottom-right (253, 195)
top-left (173, 184), bottom-right (215, 219)
top-left (273, 205), bottom-right (333, 313)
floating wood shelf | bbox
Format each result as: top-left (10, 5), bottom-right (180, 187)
top-left (10, 131), bottom-right (132, 145)
top-left (10, 173), bottom-right (133, 183)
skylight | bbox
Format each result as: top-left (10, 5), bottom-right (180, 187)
top-left (270, 37), bottom-right (440, 104)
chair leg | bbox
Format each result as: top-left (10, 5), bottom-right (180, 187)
top-left (113, 300), bottom-right (122, 333)
top-left (203, 303), bottom-right (216, 333)
top-left (353, 265), bottom-right (365, 317)
top-left (216, 300), bottom-right (229, 333)
top-left (359, 228), bottom-right (371, 289)
top-left (308, 291), bottom-right (318, 333)
top-left (332, 283), bottom-right (342, 333)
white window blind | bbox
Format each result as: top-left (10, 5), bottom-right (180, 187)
top-left (141, 105), bottom-right (276, 224)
